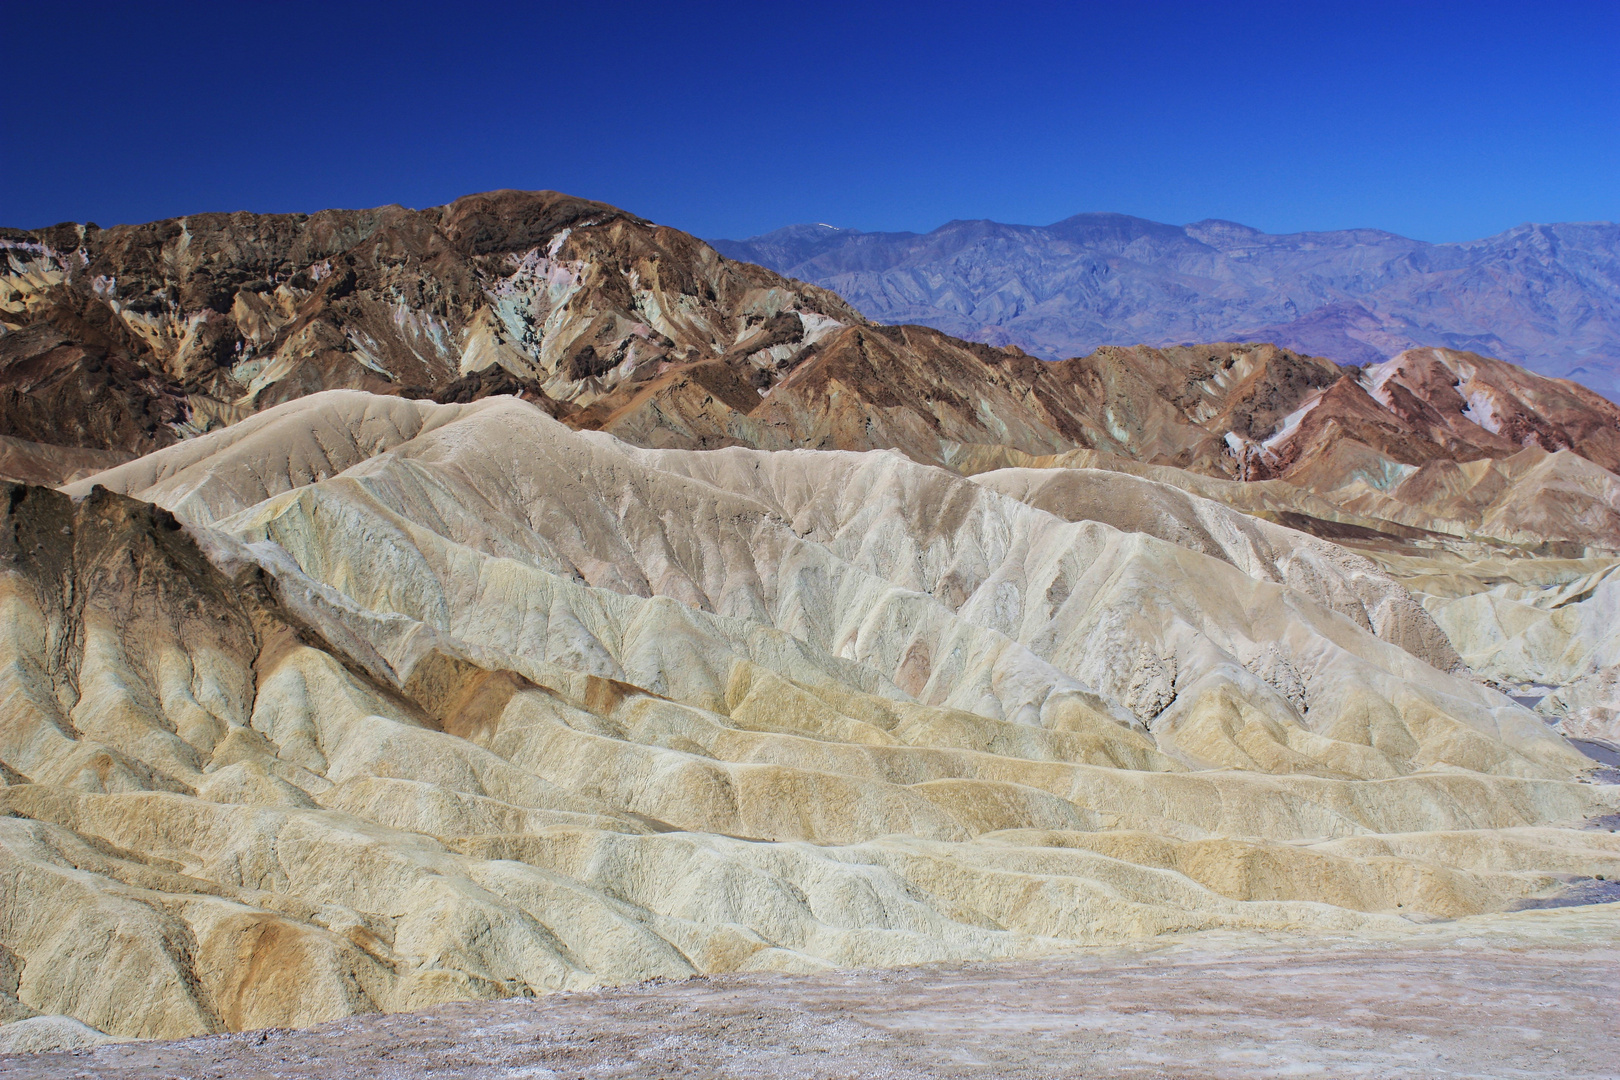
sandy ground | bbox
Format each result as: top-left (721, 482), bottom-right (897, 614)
top-left (7, 906), bottom-right (1617, 1080)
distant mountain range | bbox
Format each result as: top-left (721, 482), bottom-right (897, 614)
top-left (5, 191), bottom-right (1618, 511)
top-left (711, 215), bottom-right (1620, 401)
top-left (6, 191), bottom-right (1620, 1049)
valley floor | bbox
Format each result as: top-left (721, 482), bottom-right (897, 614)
top-left (9, 905), bottom-right (1616, 1080)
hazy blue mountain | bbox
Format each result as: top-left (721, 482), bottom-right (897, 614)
top-left (712, 215), bottom-right (1620, 400)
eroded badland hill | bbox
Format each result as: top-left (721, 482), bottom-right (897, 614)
top-left (1, 191), bottom-right (1617, 1057)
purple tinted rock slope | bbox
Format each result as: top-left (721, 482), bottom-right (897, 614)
top-left (714, 215), bottom-right (1620, 401)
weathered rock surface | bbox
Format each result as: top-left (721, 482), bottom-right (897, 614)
top-left (0, 191), bottom-right (862, 456)
top-left (926, 342), bottom-right (1620, 483)
top-left (0, 390), bottom-right (1614, 1046)
top-left (960, 441), bottom-right (1620, 560)
top-left (4, 191), bottom-right (1620, 1053)
top-left (970, 465), bottom-right (1465, 670)
top-left (12, 905), bottom-right (1619, 1078)
top-left (9, 195), bottom-right (1620, 504)
top-left (1418, 560), bottom-right (1620, 742)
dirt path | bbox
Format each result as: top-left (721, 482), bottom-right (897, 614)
top-left (9, 913), bottom-right (1618, 1080)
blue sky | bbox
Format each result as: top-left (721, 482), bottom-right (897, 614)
top-left (5, 1), bottom-right (1617, 242)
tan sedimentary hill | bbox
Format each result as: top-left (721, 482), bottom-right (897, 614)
top-left (954, 442), bottom-right (1620, 557)
top-left (961, 447), bottom-right (1620, 744)
top-left (1, 389), bottom-right (1614, 1044)
top-left (967, 465), bottom-right (1465, 668)
top-left (8, 190), bottom-right (1620, 498)
top-left (1296, 444), bottom-right (1620, 552)
top-left (1414, 559), bottom-right (1620, 742)
top-left (5, 191), bottom-right (1620, 1050)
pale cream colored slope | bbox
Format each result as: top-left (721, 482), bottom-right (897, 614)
top-left (969, 465), bottom-right (1462, 671)
top-left (71, 391), bottom-right (480, 523)
top-left (950, 440), bottom-right (1620, 557)
top-left (949, 439), bottom-right (1620, 743)
top-left (0, 390), bottom-right (1609, 1047)
top-left (193, 395), bottom-right (1578, 777)
top-left (1294, 444), bottom-right (1620, 552)
top-left (73, 389), bottom-right (1597, 784)
top-left (1420, 561), bottom-right (1620, 741)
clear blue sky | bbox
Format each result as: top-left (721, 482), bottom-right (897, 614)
top-left (6, 1), bottom-right (1617, 242)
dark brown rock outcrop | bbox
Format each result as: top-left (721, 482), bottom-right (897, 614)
top-left (1, 191), bottom-right (862, 457)
top-left (5, 192), bottom-right (1619, 497)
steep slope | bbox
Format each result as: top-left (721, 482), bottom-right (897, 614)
top-left (1, 390), bottom-right (1613, 1043)
top-left (1418, 561), bottom-right (1620, 743)
top-left (577, 333), bottom-right (1620, 516)
top-left (0, 190), bottom-right (862, 460)
top-left (9, 193), bottom-right (1619, 512)
top-left (713, 215), bottom-right (1620, 400)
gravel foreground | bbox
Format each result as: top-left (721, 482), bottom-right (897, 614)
top-left (6, 907), bottom-right (1617, 1080)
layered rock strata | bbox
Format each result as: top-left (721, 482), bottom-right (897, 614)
top-left (7, 194), bottom-right (1620, 507)
top-left (3, 192), bottom-right (1619, 1049)
top-left (0, 391), bottom-right (1613, 1042)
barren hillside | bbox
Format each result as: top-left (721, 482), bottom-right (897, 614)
top-left (1, 192), bottom-right (1617, 1052)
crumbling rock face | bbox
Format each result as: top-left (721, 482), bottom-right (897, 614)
top-left (9, 193), bottom-right (1620, 513)
top-left (0, 190), bottom-right (861, 457)
top-left (0, 319), bottom-right (188, 456)
top-left (1, 390), bottom-right (1613, 1045)
top-left (3, 192), bottom-right (1620, 1052)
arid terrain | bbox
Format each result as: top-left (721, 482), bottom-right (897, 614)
top-left (714, 214), bottom-right (1620, 401)
top-left (2, 191), bottom-right (1617, 1064)
top-left (7, 907), bottom-right (1617, 1077)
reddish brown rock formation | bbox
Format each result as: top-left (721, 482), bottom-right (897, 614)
top-left (5, 192), bottom-right (1619, 501)
top-left (1, 191), bottom-right (861, 457)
